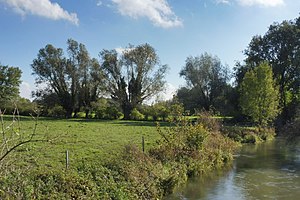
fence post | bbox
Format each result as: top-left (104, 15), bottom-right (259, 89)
top-left (142, 136), bottom-right (145, 153)
top-left (66, 150), bottom-right (69, 170)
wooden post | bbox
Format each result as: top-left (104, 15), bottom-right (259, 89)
top-left (142, 136), bottom-right (145, 153)
top-left (66, 150), bottom-right (69, 170)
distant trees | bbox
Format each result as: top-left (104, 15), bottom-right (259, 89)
top-left (239, 62), bottom-right (279, 126)
top-left (100, 44), bottom-right (168, 119)
top-left (0, 64), bottom-right (22, 105)
top-left (32, 39), bottom-right (104, 118)
top-left (178, 53), bottom-right (233, 115)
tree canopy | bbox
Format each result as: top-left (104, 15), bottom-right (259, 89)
top-left (237, 17), bottom-right (300, 123)
top-left (32, 39), bottom-right (104, 118)
top-left (100, 44), bottom-right (168, 119)
top-left (179, 53), bottom-right (232, 114)
top-left (0, 64), bottom-right (22, 105)
top-left (239, 62), bottom-right (279, 126)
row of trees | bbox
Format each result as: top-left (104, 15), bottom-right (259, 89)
top-left (1, 15), bottom-right (299, 126)
top-left (32, 40), bottom-right (168, 119)
top-left (175, 16), bottom-right (300, 126)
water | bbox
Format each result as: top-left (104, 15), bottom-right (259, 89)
top-left (166, 138), bottom-right (300, 200)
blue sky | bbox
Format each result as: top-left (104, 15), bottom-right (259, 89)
top-left (0, 0), bottom-right (300, 100)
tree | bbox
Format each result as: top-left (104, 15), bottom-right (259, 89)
top-left (100, 44), bottom-right (168, 119)
top-left (32, 39), bottom-right (104, 118)
top-left (0, 64), bottom-right (22, 105)
top-left (239, 62), bottom-right (279, 126)
top-left (239, 17), bottom-right (300, 123)
top-left (179, 53), bottom-right (232, 113)
top-left (67, 40), bottom-right (105, 118)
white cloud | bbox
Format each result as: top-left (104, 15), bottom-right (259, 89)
top-left (146, 82), bottom-right (177, 104)
top-left (115, 47), bottom-right (127, 55)
top-left (216, 0), bottom-right (284, 7)
top-left (111, 0), bottom-right (183, 28)
top-left (237, 0), bottom-right (284, 7)
top-left (1, 0), bottom-right (79, 25)
top-left (20, 81), bottom-right (33, 100)
top-left (161, 82), bottom-right (176, 100)
top-left (216, 0), bottom-right (230, 4)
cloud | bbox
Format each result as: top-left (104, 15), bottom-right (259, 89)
top-left (1, 0), bottom-right (79, 25)
top-left (237, 0), bottom-right (284, 7)
top-left (111, 0), bottom-right (183, 28)
top-left (217, 0), bottom-right (284, 7)
top-left (216, 0), bottom-right (230, 4)
top-left (20, 81), bottom-right (33, 100)
top-left (146, 82), bottom-right (177, 104)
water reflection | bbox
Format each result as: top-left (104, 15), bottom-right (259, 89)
top-left (166, 138), bottom-right (300, 200)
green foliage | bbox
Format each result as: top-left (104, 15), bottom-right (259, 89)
top-left (47, 105), bottom-right (66, 118)
top-left (240, 17), bottom-right (300, 123)
top-left (222, 126), bottom-right (275, 143)
top-left (239, 62), bottom-right (279, 126)
top-left (100, 44), bottom-right (168, 119)
top-left (32, 39), bottom-right (104, 118)
top-left (130, 108), bottom-right (144, 120)
top-left (179, 53), bottom-right (233, 114)
top-left (0, 64), bottom-right (22, 104)
top-left (0, 114), bottom-right (237, 199)
top-left (2, 97), bottom-right (36, 116)
top-left (150, 117), bottom-right (237, 177)
top-left (150, 102), bottom-right (170, 121)
top-left (91, 98), bottom-right (108, 119)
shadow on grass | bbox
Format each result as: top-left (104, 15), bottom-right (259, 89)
top-left (2, 115), bottom-right (174, 128)
top-left (111, 120), bottom-right (173, 127)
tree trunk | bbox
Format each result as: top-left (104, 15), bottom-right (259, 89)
top-left (122, 103), bottom-right (132, 120)
top-left (85, 109), bottom-right (89, 119)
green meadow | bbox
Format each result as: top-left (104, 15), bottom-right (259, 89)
top-left (2, 116), bottom-right (165, 169)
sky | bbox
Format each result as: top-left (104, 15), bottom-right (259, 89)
top-left (0, 0), bottom-right (300, 101)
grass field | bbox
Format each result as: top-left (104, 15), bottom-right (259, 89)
top-left (1, 116), bottom-right (167, 170)
top-left (1, 115), bottom-right (241, 198)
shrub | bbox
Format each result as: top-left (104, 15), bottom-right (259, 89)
top-left (130, 108), bottom-right (144, 120)
top-left (47, 105), bottom-right (66, 118)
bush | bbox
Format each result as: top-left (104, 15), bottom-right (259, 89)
top-left (150, 118), bottom-right (238, 177)
top-left (47, 105), bottom-right (66, 118)
top-left (222, 126), bottom-right (275, 143)
top-left (130, 108), bottom-right (144, 120)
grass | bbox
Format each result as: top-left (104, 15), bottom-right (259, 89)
top-left (0, 115), bottom-right (239, 199)
top-left (1, 116), bottom-right (166, 170)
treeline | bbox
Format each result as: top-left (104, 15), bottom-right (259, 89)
top-left (1, 15), bottom-right (300, 127)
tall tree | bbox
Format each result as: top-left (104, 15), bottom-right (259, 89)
top-left (238, 17), bottom-right (300, 122)
top-left (32, 44), bottom-right (73, 117)
top-left (67, 39), bottom-right (105, 117)
top-left (32, 39), bottom-right (104, 118)
top-left (179, 53), bottom-right (231, 113)
top-left (0, 64), bottom-right (22, 105)
top-left (100, 44), bottom-right (168, 119)
top-left (239, 62), bottom-right (279, 126)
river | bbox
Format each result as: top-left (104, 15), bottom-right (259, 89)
top-left (166, 138), bottom-right (300, 200)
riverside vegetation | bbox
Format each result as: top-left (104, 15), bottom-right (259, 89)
top-left (0, 112), bottom-right (248, 199)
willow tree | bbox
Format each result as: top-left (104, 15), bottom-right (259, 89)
top-left (32, 39), bottom-right (104, 118)
top-left (179, 53), bottom-right (231, 112)
top-left (100, 44), bottom-right (168, 119)
top-left (239, 62), bottom-right (279, 126)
